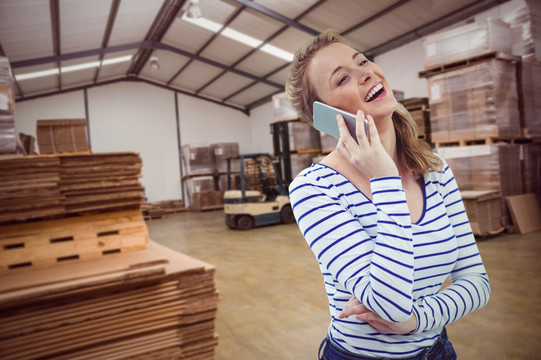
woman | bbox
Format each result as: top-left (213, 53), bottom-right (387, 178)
top-left (286, 29), bottom-right (490, 360)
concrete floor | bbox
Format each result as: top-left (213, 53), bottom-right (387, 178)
top-left (147, 210), bottom-right (541, 360)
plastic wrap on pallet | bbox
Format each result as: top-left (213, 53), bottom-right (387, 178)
top-left (503, 0), bottom-right (541, 61)
top-left (211, 142), bottom-right (239, 173)
top-left (521, 142), bottom-right (541, 206)
top-left (437, 143), bottom-right (522, 195)
top-left (437, 143), bottom-right (522, 226)
top-left (423, 17), bottom-right (512, 69)
top-left (427, 59), bottom-right (520, 143)
top-left (272, 92), bottom-right (299, 121)
top-left (288, 121), bottom-right (321, 153)
top-left (290, 152), bottom-right (318, 178)
top-left (183, 176), bottom-right (217, 208)
top-left (520, 61), bottom-right (541, 137)
top-left (320, 132), bottom-right (337, 154)
top-left (0, 57), bottom-right (16, 154)
top-left (181, 144), bottom-right (215, 176)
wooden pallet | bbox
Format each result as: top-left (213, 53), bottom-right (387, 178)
top-left (0, 209), bottom-right (148, 272)
top-left (418, 51), bottom-right (521, 78)
top-left (434, 136), bottom-right (533, 148)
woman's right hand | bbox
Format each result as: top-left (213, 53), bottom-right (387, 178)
top-left (335, 110), bottom-right (398, 179)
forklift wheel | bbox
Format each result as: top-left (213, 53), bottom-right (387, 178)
top-left (280, 204), bottom-right (296, 224)
top-left (237, 215), bottom-right (254, 230)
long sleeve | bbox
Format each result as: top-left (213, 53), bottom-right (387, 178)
top-left (290, 169), bottom-right (415, 323)
top-left (411, 164), bottom-right (491, 333)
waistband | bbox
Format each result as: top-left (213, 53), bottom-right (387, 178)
top-left (319, 328), bottom-right (448, 360)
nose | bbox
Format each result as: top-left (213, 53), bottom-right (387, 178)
top-left (353, 67), bottom-right (371, 85)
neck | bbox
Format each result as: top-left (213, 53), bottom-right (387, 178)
top-left (375, 114), bottom-right (398, 163)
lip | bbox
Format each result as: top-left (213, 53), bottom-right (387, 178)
top-left (364, 81), bottom-right (386, 103)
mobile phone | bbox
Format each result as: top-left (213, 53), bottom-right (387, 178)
top-left (312, 101), bottom-right (369, 142)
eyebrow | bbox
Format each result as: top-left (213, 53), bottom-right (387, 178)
top-left (329, 52), bottom-right (361, 83)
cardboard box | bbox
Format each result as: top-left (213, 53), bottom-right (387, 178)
top-left (461, 190), bottom-right (502, 236)
top-left (36, 119), bottom-right (90, 154)
top-left (428, 59), bottom-right (521, 143)
top-left (211, 142), bottom-right (239, 173)
top-left (288, 121), bottom-right (321, 153)
top-left (423, 17), bottom-right (512, 69)
top-left (181, 144), bottom-right (215, 176)
top-left (272, 92), bottom-right (299, 121)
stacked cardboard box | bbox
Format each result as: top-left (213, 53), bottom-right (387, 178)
top-left (423, 18), bottom-right (512, 70)
top-left (212, 142), bottom-right (240, 174)
top-left (519, 61), bottom-right (541, 137)
top-left (36, 119), bottom-right (90, 154)
top-left (288, 121), bottom-right (321, 153)
top-left (437, 143), bottom-right (523, 226)
top-left (0, 57), bottom-right (16, 154)
top-left (0, 152), bottom-right (145, 225)
top-left (503, 0), bottom-right (541, 62)
top-left (427, 59), bottom-right (520, 143)
top-left (521, 142), bottom-right (541, 206)
top-left (183, 176), bottom-right (222, 211)
top-left (272, 92), bottom-right (299, 122)
top-left (461, 190), bottom-right (503, 236)
top-left (0, 240), bottom-right (219, 360)
top-left (400, 98), bottom-right (431, 141)
top-left (181, 144), bottom-right (215, 176)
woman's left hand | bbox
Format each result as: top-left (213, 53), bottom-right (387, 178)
top-left (338, 296), bottom-right (417, 334)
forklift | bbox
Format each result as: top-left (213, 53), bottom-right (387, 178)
top-left (223, 153), bottom-right (295, 230)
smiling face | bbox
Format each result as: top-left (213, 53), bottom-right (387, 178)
top-left (307, 42), bottom-right (397, 121)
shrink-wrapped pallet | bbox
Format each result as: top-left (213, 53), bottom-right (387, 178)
top-left (290, 152), bottom-right (318, 178)
top-left (503, 0), bottom-right (541, 61)
top-left (423, 18), bottom-right (512, 69)
top-left (437, 143), bottom-right (522, 226)
top-left (211, 142), bottom-right (239, 173)
top-left (288, 121), bottom-right (321, 153)
top-left (521, 142), bottom-right (541, 206)
top-left (181, 144), bottom-right (215, 176)
top-left (427, 59), bottom-right (520, 143)
top-left (0, 57), bottom-right (16, 154)
top-left (519, 61), bottom-right (541, 137)
top-left (272, 92), bottom-right (299, 121)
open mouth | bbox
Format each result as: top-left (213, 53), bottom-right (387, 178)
top-left (365, 82), bottom-right (384, 102)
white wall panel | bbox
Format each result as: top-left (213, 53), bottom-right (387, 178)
top-left (87, 81), bottom-right (181, 203)
top-left (13, 90), bottom-right (86, 141)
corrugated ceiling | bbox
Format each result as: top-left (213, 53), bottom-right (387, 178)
top-left (0, 0), bottom-right (510, 114)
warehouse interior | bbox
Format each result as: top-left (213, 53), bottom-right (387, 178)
top-left (1, 0), bottom-right (540, 359)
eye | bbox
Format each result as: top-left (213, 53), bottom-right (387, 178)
top-left (359, 59), bottom-right (368, 66)
top-left (338, 75), bottom-right (348, 86)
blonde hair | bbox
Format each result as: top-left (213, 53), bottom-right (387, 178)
top-left (285, 29), bottom-right (442, 175)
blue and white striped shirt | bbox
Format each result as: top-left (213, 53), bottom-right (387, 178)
top-left (289, 160), bottom-right (490, 358)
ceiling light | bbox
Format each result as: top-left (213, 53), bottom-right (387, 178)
top-left (149, 52), bottom-right (160, 72)
top-left (186, 0), bottom-right (202, 19)
top-left (181, 14), bottom-right (294, 62)
top-left (14, 55), bottom-right (133, 81)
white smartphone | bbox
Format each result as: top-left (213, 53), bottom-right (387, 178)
top-left (312, 101), bottom-right (369, 142)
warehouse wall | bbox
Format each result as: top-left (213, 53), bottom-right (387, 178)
top-left (13, 81), bottom-right (252, 203)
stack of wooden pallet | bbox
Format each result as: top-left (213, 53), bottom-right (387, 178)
top-left (0, 156), bottom-right (64, 223)
top-left (0, 152), bottom-right (144, 225)
top-left (0, 240), bottom-right (219, 360)
top-left (59, 152), bottom-right (144, 214)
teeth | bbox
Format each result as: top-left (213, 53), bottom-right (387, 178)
top-left (365, 82), bottom-right (383, 102)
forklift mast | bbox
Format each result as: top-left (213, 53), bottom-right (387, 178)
top-left (270, 121), bottom-right (292, 189)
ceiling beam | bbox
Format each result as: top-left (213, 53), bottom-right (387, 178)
top-left (342, 0), bottom-right (412, 36)
top-left (93, 0), bottom-right (121, 83)
top-left (14, 75), bottom-right (249, 115)
top-left (49, 0), bottom-right (61, 92)
top-left (128, 0), bottom-right (185, 76)
top-left (365, 0), bottom-right (511, 57)
top-left (229, 0), bottom-right (320, 36)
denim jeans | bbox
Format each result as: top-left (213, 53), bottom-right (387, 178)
top-left (319, 328), bottom-right (457, 360)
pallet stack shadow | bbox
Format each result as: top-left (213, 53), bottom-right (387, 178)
top-left (0, 152), bottom-right (219, 356)
top-left (181, 142), bottom-right (240, 211)
top-left (419, 6), bottom-right (541, 236)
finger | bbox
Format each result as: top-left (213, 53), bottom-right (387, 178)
top-left (355, 110), bottom-right (368, 144)
top-left (366, 115), bottom-right (380, 143)
top-left (339, 303), bottom-right (368, 318)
